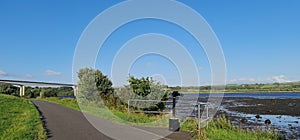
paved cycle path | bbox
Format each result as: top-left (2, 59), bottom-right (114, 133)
top-left (32, 100), bottom-right (191, 140)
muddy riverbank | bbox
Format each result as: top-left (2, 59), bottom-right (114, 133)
top-left (223, 98), bottom-right (300, 116)
top-left (219, 97), bottom-right (300, 139)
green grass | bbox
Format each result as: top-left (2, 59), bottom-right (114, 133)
top-left (0, 94), bottom-right (46, 140)
top-left (181, 116), bottom-right (281, 140)
top-left (39, 97), bottom-right (80, 110)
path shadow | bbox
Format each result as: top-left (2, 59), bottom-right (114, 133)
top-left (31, 100), bottom-right (53, 139)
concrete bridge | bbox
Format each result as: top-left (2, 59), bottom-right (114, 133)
top-left (0, 79), bottom-right (77, 97)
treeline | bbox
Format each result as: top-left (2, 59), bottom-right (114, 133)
top-left (169, 82), bottom-right (300, 93)
top-left (0, 83), bottom-right (19, 96)
top-left (225, 82), bottom-right (300, 92)
top-left (0, 83), bottom-right (73, 98)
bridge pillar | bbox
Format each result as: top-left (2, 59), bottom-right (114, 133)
top-left (19, 85), bottom-right (25, 96)
top-left (73, 86), bottom-right (78, 97)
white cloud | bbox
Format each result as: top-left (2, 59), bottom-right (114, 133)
top-left (228, 75), bottom-right (293, 84)
top-left (0, 70), bottom-right (8, 76)
top-left (228, 78), bottom-right (256, 84)
top-left (269, 75), bottom-right (291, 83)
top-left (45, 70), bottom-right (61, 76)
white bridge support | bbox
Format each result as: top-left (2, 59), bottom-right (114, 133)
top-left (73, 85), bottom-right (78, 97)
top-left (19, 85), bottom-right (25, 97)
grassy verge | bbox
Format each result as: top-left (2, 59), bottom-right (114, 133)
top-left (0, 94), bottom-right (46, 140)
top-left (182, 116), bottom-right (281, 140)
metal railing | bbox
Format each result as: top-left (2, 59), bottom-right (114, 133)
top-left (127, 99), bottom-right (211, 132)
top-left (197, 102), bottom-right (210, 131)
top-left (127, 99), bottom-right (173, 118)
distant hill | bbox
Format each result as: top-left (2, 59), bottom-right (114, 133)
top-left (169, 81), bottom-right (300, 93)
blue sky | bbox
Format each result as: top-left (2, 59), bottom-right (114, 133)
top-left (0, 0), bottom-right (299, 86)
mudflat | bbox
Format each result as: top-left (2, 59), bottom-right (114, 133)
top-left (223, 98), bottom-right (300, 116)
top-left (218, 97), bottom-right (300, 139)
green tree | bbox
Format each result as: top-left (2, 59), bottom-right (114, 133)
top-left (77, 68), bottom-right (115, 106)
top-left (0, 83), bottom-right (18, 96)
top-left (56, 87), bottom-right (74, 96)
top-left (30, 87), bottom-right (41, 98)
top-left (126, 76), bottom-right (169, 112)
top-left (39, 88), bottom-right (57, 98)
top-left (77, 68), bottom-right (99, 103)
top-left (95, 70), bottom-right (114, 99)
top-left (128, 76), bottom-right (152, 97)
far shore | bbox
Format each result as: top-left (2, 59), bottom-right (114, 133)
top-left (180, 90), bottom-right (300, 94)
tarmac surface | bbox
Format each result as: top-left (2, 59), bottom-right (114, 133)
top-left (32, 100), bottom-right (191, 140)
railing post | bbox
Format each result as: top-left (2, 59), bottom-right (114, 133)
top-left (206, 104), bottom-right (209, 128)
top-left (198, 103), bottom-right (201, 134)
